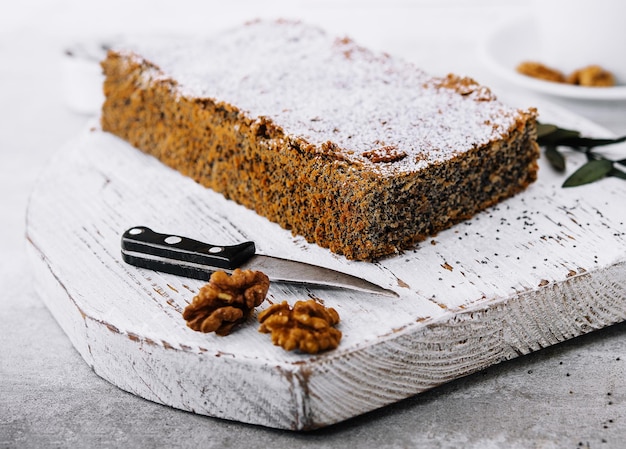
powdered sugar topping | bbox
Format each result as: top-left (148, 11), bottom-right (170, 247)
top-left (118, 20), bottom-right (526, 173)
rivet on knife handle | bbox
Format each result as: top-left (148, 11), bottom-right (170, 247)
top-left (121, 226), bottom-right (255, 281)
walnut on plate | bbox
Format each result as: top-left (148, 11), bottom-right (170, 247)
top-left (183, 269), bottom-right (270, 336)
top-left (516, 61), bottom-right (566, 83)
top-left (567, 65), bottom-right (615, 87)
top-left (516, 60), bottom-right (616, 88)
top-left (258, 299), bottom-right (342, 354)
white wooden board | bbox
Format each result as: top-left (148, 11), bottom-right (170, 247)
top-left (26, 100), bottom-right (626, 430)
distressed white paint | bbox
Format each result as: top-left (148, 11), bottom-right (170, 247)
top-left (26, 102), bottom-right (626, 430)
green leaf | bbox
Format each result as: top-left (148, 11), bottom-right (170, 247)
top-left (562, 159), bottom-right (614, 187)
top-left (537, 124), bottom-right (580, 146)
top-left (536, 124), bottom-right (558, 140)
top-left (536, 122), bottom-right (626, 149)
top-left (544, 145), bottom-right (566, 172)
top-left (556, 134), bottom-right (626, 149)
top-left (609, 166), bottom-right (626, 180)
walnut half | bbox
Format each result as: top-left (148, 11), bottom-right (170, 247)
top-left (516, 61), bottom-right (566, 83)
top-left (183, 269), bottom-right (270, 336)
top-left (258, 300), bottom-right (342, 354)
top-left (567, 65), bottom-right (615, 87)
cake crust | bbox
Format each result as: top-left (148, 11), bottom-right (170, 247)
top-left (101, 20), bottom-right (539, 261)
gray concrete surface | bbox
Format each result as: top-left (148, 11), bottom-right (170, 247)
top-left (2, 1), bottom-right (626, 447)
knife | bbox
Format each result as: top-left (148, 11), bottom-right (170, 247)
top-left (121, 226), bottom-right (396, 297)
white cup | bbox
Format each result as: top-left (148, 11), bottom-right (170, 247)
top-left (533, 0), bottom-right (626, 84)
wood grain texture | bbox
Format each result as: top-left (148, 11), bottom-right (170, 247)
top-left (26, 101), bottom-right (626, 430)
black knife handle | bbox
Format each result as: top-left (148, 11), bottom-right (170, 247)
top-left (121, 226), bottom-right (256, 279)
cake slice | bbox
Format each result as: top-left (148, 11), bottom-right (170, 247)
top-left (100, 19), bottom-right (539, 261)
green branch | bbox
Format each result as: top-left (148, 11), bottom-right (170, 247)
top-left (537, 123), bottom-right (626, 187)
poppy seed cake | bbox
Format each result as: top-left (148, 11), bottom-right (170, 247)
top-left (100, 20), bottom-right (539, 261)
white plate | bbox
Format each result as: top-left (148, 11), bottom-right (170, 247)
top-left (480, 16), bottom-right (626, 101)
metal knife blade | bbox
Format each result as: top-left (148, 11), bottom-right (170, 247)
top-left (121, 226), bottom-right (396, 297)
